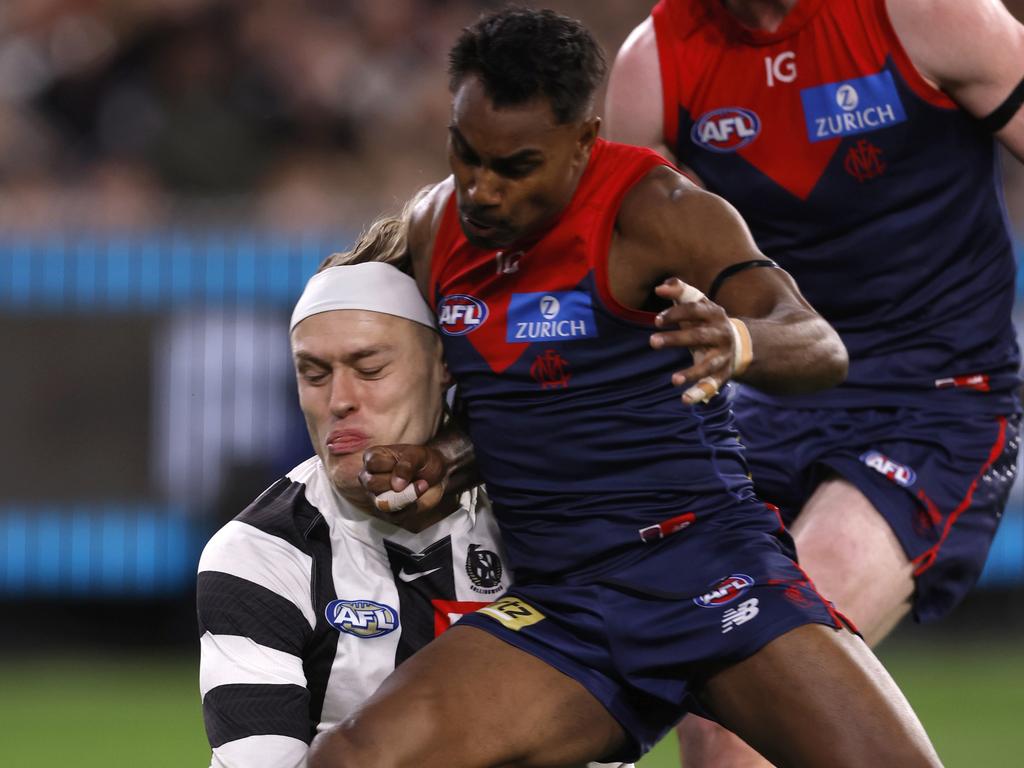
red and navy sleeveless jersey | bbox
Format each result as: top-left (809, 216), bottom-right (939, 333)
top-left (430, 139), bottom-right (756, 581)
top-left (653, 0), bottom-right (1020, 413)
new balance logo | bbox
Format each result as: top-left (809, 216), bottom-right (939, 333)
top-left (722, 598), bottom-right (760, 633)
top-left (398, 567), bottom-right (442, 583)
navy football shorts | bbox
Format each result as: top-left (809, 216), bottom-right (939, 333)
top-left (731, 394), bottom-right (1020, 623)
top-left (458, 501), bottom-right (849, 762)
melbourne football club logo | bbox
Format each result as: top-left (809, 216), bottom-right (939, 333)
top-left (438, 294), bottom-right (488, 336)
top-left (844, 139), bottom-right (886, 182)
top-left (860, 450), bottom-right (917, 487)
top-left (691, 107), bottom-right (761, 152)
top-left (694, 574), bottom-right (755, 608)
top-left (801, 71), bottom-right (907, 143)
top-left (506, 290), bottom-right (598, 342)
top-left (465, 543), bottom-right (504, 594)
top-left (325, 599), bottom-right (398, 638)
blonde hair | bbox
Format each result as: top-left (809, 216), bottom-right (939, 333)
top-left (319, 188), bottom-right (429, 274)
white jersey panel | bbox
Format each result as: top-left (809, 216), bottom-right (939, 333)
top-left (291, 461), bottom-right (511, 733)
top-left (211, 734), bottom-right (308, 768)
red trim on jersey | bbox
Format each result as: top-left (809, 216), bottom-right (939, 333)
top-left (590, 154), bottom-right (669, 326)
top-left (765, 501), bottom-right (786, 534)
top-left (790, 561), bottom-right (861, 636)
top-left (431, 599), bottom-right (493, 637)
top-left (912, 416), bottom-right (1008, 576)
top-left (915, 489), bottom-right (943, 529)
top-left (429, 191), bottom-right (461, 312)
top-left (651, 1), bottom-right (681, 150)
top-left (871, 0), bottom-right (956, 109)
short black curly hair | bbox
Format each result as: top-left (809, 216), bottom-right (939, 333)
top-left (448, 7), bottom-right (607, 124)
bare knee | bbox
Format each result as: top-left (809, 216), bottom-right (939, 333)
top-left (677, 714), bottom-right (770, 768)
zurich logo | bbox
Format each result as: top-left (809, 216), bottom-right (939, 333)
top-left (539, 295), bottom-right (560, 320)
top-left (691, 108), bottom-right (761, 153)
top-left (325, 599), bottom-right (399, 638)
top-left (694, 574), bottom-right (755, 608)
top-left (836, 84), bottom-right (859, 111)
top-left (438, 294), bottom-right (489, 336)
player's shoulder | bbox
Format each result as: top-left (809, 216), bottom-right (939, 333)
top-left (615, 15), bottom-right (656, 65)
top-left (203, 457), bottom-right (325, 561)
top-left (617, 164), bottom-right (716, 244)
top-left (408, 178), bottom-right (455, 257)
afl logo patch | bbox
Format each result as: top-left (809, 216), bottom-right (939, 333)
top-left (860, 450), bottom-right (917, 487)
top-left (691, 108), bottom-right (761, 152)
top-left (325, 599), bottom-right (398, 638)
top-left (438, 294), bottom-right (489, 336)
top-left (466, 543), bottom-right (503, 594)
top-left (694, 574), bottom-right (755, 608)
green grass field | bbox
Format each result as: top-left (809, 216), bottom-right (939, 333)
top-left (1, 639), bottom-right (1021, 767)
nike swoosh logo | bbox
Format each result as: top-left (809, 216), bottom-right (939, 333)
top-left (398, 567), bottom-right (442, 583)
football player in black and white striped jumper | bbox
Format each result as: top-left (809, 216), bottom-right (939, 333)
top-left (196, 217), bottom-right (512, 768)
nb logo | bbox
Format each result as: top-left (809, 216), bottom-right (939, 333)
top-left (722, 598), bottom-right (760, 633)
top-left (765, 51), bottom-right (796, 87)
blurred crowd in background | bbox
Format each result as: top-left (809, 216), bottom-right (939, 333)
top-left (2, 0), bottom-right (1016, 236)
top-left (0, 0), bottom-right (656, 234)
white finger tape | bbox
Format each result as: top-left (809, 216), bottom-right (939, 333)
top-left (683, 376), bottom-right (720, 405)
top-left (374, 484), bottom-right (420, 513)
top-left (673, 283), bottom-right (706, 304)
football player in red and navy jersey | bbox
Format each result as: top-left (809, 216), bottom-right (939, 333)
top-left (309, 8), bottom-right (941, 767)
top-left (607, 0), bottom-right (1024, 764)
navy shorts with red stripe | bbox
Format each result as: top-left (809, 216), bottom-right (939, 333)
top-left (731, 394), bottom-right (1020, 623)
top-left (458, 498), bottom-right (850, 763)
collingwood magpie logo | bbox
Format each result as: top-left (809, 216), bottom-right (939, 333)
top-left (465, 543), bottom-right (503, 594)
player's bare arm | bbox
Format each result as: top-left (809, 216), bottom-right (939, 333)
top-left (889, 0), bottom-right (1024, 159)
top-left (359, 177), bottom-right (481, 521)
top-left (611, 166), bottom-right (847, 400)
top-left (605, 18), bottom-right (671, 158)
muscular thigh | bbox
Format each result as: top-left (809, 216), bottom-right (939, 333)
top-left (699, 624), bottom-right (940, 768)
top-left (341, 624), bottom-right (625, 768)
top-left (792, 476), bottom-right (914, 645)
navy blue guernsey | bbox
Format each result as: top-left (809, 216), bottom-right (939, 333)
top-left (429, 139), bottom-right (758, 581)
top-left (653, 0), bottom-right (1020, 414)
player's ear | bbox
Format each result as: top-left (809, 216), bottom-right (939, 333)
top-left (577, 116), bottom-right (598, 152)
top-left (574, 116), bottom-right (600, 164)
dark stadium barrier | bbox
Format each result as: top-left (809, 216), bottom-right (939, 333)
top-left (0, 235), bottom-right (1021, 598)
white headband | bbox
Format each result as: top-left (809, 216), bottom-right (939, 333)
top-left (290, 262), bottom-right (436, 332)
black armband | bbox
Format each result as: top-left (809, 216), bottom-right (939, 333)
top-left (707, 259), bottom-right (778, 302)
top-left (979, 74), bottom-right (1024, 134)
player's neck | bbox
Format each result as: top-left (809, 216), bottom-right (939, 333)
top-left (720, 0), bottom-right (798, 32)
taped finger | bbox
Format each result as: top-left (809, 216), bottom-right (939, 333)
top-left (683, 376), bottom-right (720, 405)
top-left (374, 484), bottom-right (420, 513)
